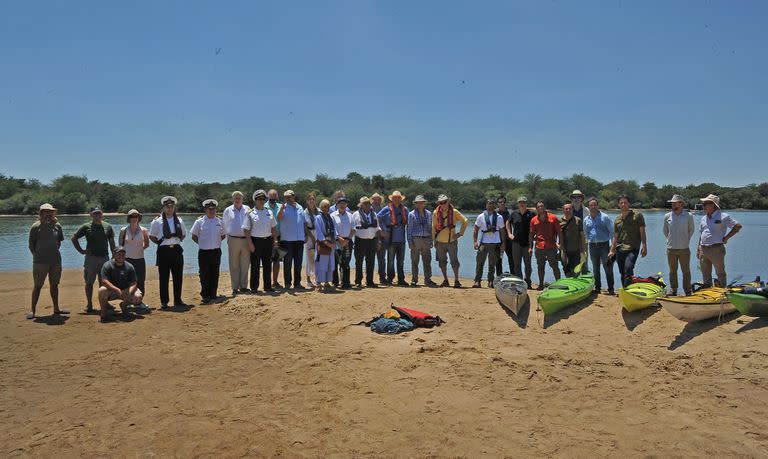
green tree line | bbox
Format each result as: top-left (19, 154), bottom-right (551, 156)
top-left (1, 172), bottom-right (767, 214)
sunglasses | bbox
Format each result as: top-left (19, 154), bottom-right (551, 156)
top-left (255, 197), bottom-right (266, 201)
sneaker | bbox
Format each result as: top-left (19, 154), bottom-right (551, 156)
top-left (354, 282), bottom-right (363, 288)
top-left (397, 281), bottom-right (409, 287)
top-left (160, 303), bottom-right (169, 310)
top-left (201, 298), bottom-right (211, 305)
top-left (294, 283), bottom-right (305, 290)
top-left (440, 279), bottom-right (450, 288)
top-left (341, 284), bottom-right (352, 290)
top-left (410, 281), bottom-right (419, 287)
top-left (239, 288), bottom-right (251, 293)
top-left (368, 283), bottom-right (379, 288)
top-left (472, 282), bottom-right (482, 288)
top-left (231, 290), bottom-right (238, 297)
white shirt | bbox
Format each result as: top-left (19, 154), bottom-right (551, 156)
top-left (149, 215), bottom-right (186, 246)
top-left (331, 210), bottom-right (354, 238)
top-left (223, 204), bottom-right (251, 237)
top-left (242, 208), bottom-right (276, 238)
top-left (352, 210), bottom-right (378, 240)
top-left (475, 211), bottom-right (505, 244)
top-left (191, 216), bottom-right (225, 250)
top-left (121, 225), bottom-right (147, 259)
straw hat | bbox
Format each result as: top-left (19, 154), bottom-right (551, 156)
top-left (700, 194), bottom-right (721, 209)
top-left (667, 194), bottom-right (685, 203)
top-left (413, 195), bottom-right (427, 203)
top-left (517, 196), bottom-right (528, 203)
top-left (570, 190), bottom-right (585, 199)
top-left (126, 209), bottom-right (142, 222)
top-left (437, 194), bottom-right (449, 203)
top-left (389, 190), bottom-right (405, 200)
top-left (39, 203), bottom-right (56, 212)
top-left (371, 192), bottom-right (383, 201)
top-left (359, 196), bottom-right (371, 205)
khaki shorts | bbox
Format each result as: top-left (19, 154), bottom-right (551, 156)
top-left (99, 286), bottom-right (143, 304)
top-left (435, 241), bottom-right (460, 269)
top-left (33, 263), bottom-right (62, 288)
top-left (84, 255), bottom-right (108, 285)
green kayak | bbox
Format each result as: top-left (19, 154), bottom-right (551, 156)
top-left (537, 273), bottom-right (595, 315)
top-left (728, 292), bottom-right (768, 317)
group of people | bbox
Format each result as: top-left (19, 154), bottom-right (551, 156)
top-left (27, 188), bottom-right (742, 322)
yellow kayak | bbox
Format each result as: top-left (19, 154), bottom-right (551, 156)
top-left (658, 287), bottom-right (731, 322)
top-left (618, 276), bottom-right (666, 312)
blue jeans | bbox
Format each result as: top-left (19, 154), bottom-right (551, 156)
top-left (386, 242), bottom-right (406, 283)
top-left (588, 242), bottom-right (614, 290)
top-left (617, 248), bottom-right (640, 288)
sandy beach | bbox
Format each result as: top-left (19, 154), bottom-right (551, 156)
top-left (2, 268), bottom-right (768, 457)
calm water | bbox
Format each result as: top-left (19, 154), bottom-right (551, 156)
top-left (2, 211), bottom-right (767, 283)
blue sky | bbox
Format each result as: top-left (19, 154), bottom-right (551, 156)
top-left (1, 1), bottom-right (766, 186)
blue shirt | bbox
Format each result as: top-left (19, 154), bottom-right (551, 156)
top-left (407, 208), bottom-right (432, 244)
top-left (377, 204), bottom-right (409, 244)
top-left (265, 201), bottom-right (282, 233)
top-left (699, 210), bottom-right (738, 246)
top-left (583, 211), bottom-right (613, 243)
top-left (279, 203), bottom-right (305, 242)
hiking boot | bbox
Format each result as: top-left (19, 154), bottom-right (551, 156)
top-left (410, 281), bottom-right (419, 287)
top-left (425, 280), bottom-right (438, 287)
top-left (160, 303), bottom-right (169, 310)
top-left (397, 281), bottom-right (409, 287)
top-left (607, 289), bottom-right (615, 296)
top-left (594, 287), bottom-right (601, 294)
top-left (454, 280), bottom-right (462, 288)
top-left (526, 280), bottom-right (533, 289)
top-left (274, 283), bottom-right (284, 289)
top-left (472, 281), bottom-right (482, 288)
top-left (368, 283), bottom-right (379, 288)
top-left (440, 279), bottom-right (450, 288)
top-left (239, 288), bottom-right (251, 293)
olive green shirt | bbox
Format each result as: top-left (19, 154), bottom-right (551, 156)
top-left (614, 210), bottom-right (645, 251)
top-left (74, 222), bottom-right (115, 257)
top-left (29, 221), bottom-right (64, 264)
top-left (560, 216), bottom-right (584, 253)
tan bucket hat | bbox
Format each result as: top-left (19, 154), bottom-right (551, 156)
top-left (700, 194), bottom-right (720, 209)
top-left (389, 190), bottom-right (405, 200)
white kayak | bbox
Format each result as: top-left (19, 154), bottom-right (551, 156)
top-left (495, 274), bottom-right (529, 315)
top-left (658, 287), bottom-right (736, 322)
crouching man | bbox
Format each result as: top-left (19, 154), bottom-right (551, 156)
top-left (98, 246), bottom-right (143, 323)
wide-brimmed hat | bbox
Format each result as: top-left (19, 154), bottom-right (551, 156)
top-left (667, 194), bottom-right (685, 203)
top-left (517, 196), bottom-right (528, 203)
top-left (371, 192), bottom-right (383, 201)
top-left (389, 190), bottom-right (405, 200)
top-left (126, 209), bottom-right (142, 222)
top-left (203, 199), bottom-right (218, 208)
top-left (253, 189), bottom-right (267, 201)
top-left (39, 203), bottom-right (56, 212)
top-left (413, 195), bottom-right (427, 203)
top-left (161, 196), bottom-right (177, 205)
top-left (284, 190), bottom-right (295, 197)
top-left (700, 194), bottom-right (721, 209)
top-left (570, 190), bottom-right (585, 199)
top-left (437, 194), bottom-right (449, 203)
top-left (90, 206), bottom-right (103, 214)
top-left (359, 196), bottom-right (371, 205)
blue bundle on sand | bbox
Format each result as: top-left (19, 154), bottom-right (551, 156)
top-left (369, 318), bottom-right (415, 334)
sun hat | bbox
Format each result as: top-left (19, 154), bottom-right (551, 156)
top-left (413, 195), bottom-right (427, 203)
top-left (389, 190), bottom-right (405, 200)
top-left (253, 189), bottom-right (267, 201)
top-left (570, 190), bottom-right (584, 199)
top-left (126, 209), bottom-right (142, 222)
top-left (284, 190), bottom-right (295, 197)
top-left (517, 196), bottom-right (528, 203)
top-left (371, 192), bottom-right (383, 200)
top-left (359, 196), bottom-right (371, 205)
top-left (667, 194), bottom-right (685, 203)
top-left (161, 196), bottom-right (177, 205)
top-left (39, 203), bottom-right (56, 212)
top-left (202, 199), bottom-right (218, 208)
top-left (437, 194), bottom-right (449, 203)
top-left (700, 194), bottom-right (721, 209)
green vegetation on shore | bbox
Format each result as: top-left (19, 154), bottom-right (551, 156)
top-left (2, 173), bottom-right (767, 214)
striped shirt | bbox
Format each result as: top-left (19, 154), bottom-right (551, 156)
top-left (407, 209), bottom-right (432, 244)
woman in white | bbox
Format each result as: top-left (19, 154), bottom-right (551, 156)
top-left (119, 209), bottom-right (150, 296)
top-left (304, 192), bottom-right (319, 288)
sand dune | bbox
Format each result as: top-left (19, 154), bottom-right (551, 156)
top-left (2, 269), bottom-right (768, 457)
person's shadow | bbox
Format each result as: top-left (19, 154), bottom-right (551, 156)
top-left (621, 305), bottom-right (661, 331)
top-left (33, 314), bottom-right (69, 326)
top-left (668, 312), bottom-right (740, 350)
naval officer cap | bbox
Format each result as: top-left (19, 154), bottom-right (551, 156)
top-left (202, 199), bottom-right (218, 208)
top-left (161, 196), bottom-right (178, 205)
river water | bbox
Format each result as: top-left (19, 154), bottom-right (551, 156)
top-left (2, 211), bottom-right (766, 283)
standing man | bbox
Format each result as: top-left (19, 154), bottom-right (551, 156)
top-left (377, 190), bottom-right (409, 286)
top-left (265, 189), bottom-right (283, 288)
top-left (222, 191), bottom-right (251, 295)
top-left (584, 197), bottom-right (615, 294)
top-left (432, 194), bottom-right (469, 288)
top-left (529, 200), bottom-right (562, 289)
top-left (191, 199), bottom-right (226, 304)
top-left (495, 196), bottom-right (513, 276)
top-left (697, 194), bottom-right (742, 287)
top-left (28, 203), bottom-right (68, 319)
top-left (149, 196), bottom-right (188, 309)
top-left (473, 199), bottom-right (507, 288)
top-left (352, 196), bottom-right (379, 288)
top-left (72, 206), bottom-right (115, 313)
top-left (559, 202), bottom-right (586, 277)
top-left (663, 194), bottom-right (695, 296)
top-left (407, 195), bottom-right (435, 287)
top-left (329, 190), bottom-right (345, 213)
top-left (609, 195), bottom-right (648, 288)
top-left (371, 193), bottom-right (387, 285)
top-left (277, 190), bottom-right (306, 290)
top-left (243, 190), bottom-right (279, 293)
top-left (97, 247), bottom-right (143, 323)
top-left (507, 197), bottom-right (534, 288)
top-left (331, 197), bottom-right (355, 289)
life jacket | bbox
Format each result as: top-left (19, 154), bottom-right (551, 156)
top-left (630, 275), bottom-right (666, 287)
top-left (356, 209), bottom-right (378, 230)
top-left (481, 211), bottom-right (498, 234)
top-left (435, 206), bottom-right (455, 233)
top-left (391, 305), bottom-right (445, 328)
top-left (388, 203), bottom-right (407, 227)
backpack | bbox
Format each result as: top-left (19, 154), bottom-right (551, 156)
top-left (391, 305), bottom-right (445, 328)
